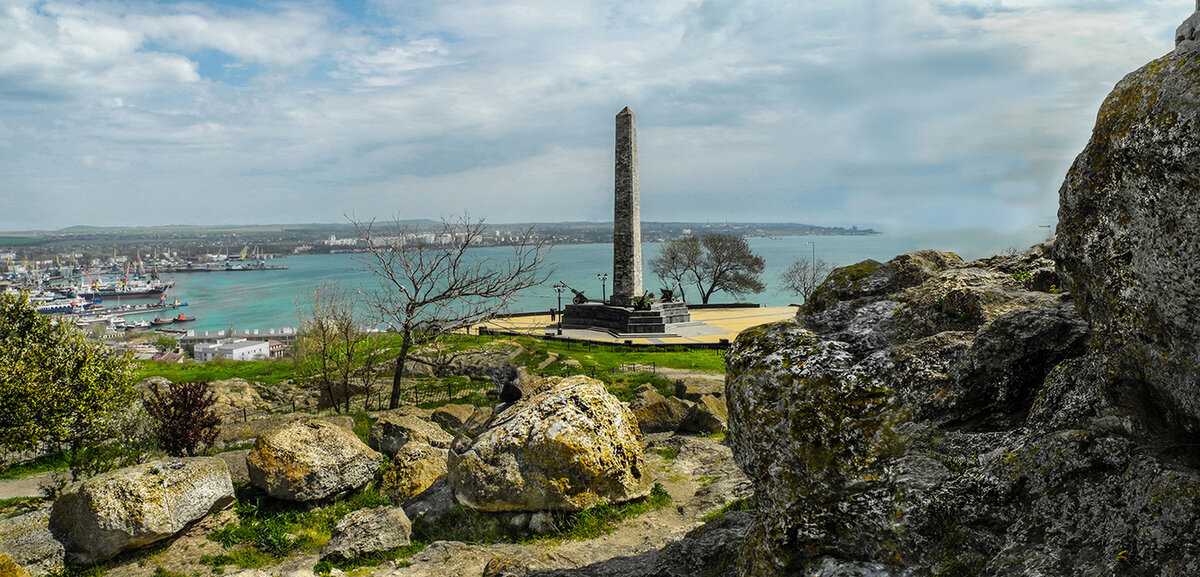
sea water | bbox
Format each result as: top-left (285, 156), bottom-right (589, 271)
top-left (163, 228), bottom-right (1051, 333)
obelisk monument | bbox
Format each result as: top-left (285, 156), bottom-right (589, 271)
top-left (612, 107), bottom-right (643, 306)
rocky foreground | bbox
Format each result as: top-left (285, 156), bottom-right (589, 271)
top-left (722, 44), bottom-right (1200, 576)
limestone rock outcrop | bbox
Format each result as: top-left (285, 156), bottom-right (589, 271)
top-left (0, 510), bottom-right (64, 576)
top-left (679, 395), bottom-right (728, 434)
top-left (321, 506), bottom-right (411, 561)
top-left (726, 236), bottom-right (1200, 574)
top-left (49, 458), bottom-right (234, 563)
top-left (629, 385), bottom-right (693, 433)
top-left (431, 403), bottom-right (478, 432)
top-left (247, 420), bottom-right (383, 501)
top-left (448, 375), bottom-right (650, 512)
top-left (368, 414), bottom-right (452, 456)
top-left (379, 442), bottom-right (448, 504)
top-left (1056, 47), bottom-right (1200, 434)
top-left (216, 412), bottom-right (354, 449)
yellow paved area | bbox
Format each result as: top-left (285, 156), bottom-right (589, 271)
top-left (479, 306), bottom-right (799, 345)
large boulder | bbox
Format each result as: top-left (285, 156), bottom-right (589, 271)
top-left (448, 375), bottom-right (650, 512)
top-left (247, 420), bottom-right (384, 502)
top-left (0, 555), bottom-right (30, 577)
top-left (1056, 47), bottom-right (1200, 434)
top-left (368, 414), bottom-right (453, 456)
top-left (217, 413), bottom-right (355, 449)
top-left (679, 395), bottom-right (729, 434)
top-left (431, 404), bottom-right (478, 432)
top-left (629, 385), bottom-right (693, 433)
top-left (379, 442), bottom-right (448, 504)
top-left (951, 304), bottom-right (1089, 427)
top-left (0, 510), bottom-right (64, 576)
top-left (48, 458), bottom-right (234, 563)
top-left (321, 506), bottom-right (411, 561)
top-left (726, 320), bottom-right (902, 575)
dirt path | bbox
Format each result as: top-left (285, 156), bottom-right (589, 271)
top-left (654, 367), bottom-right (725, 384)
top-left (0, 472), bottom-right (55, 501)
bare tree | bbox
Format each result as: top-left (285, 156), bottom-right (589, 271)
top-left (294, 282), bottom-right (363, 413)
top-left (354, 215), bottom-right (552, 409)
top-left (778, 257), bottom-right (834, 304)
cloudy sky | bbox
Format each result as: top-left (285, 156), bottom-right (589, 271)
top-left (0, 0), bottom-right (1188, 233)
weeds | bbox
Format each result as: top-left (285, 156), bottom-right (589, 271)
top-left (701, 496), bottom-right (755, 522)
top-left (206, 489), bottom-right (393, 569)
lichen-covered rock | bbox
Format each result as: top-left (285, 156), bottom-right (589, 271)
top-left (247, 420), bottom-right (383, 501)
top-left (215, 449), bottom-right (251, 486)
top-left (368, 414), bottom-right (453, 456)
top-left (804, 250), bottom-right (962, 317)
top-left (48, 458), bottom-right (234, 563)
top-left (0, 554), bottom-right (30, 577)
top-left (678, 394), bottom-right (728, 434)
top-left (673, 378), bottom-right (724, 402)
top-left (629, 385), bottom-right (693, 433)
top-left (951, 304), bottom-right (1088, 427)
top-left (379, 442), bottom-right (448, 504)
top-left (216, 412), bottom-right (355, 449)
top-left (448, 375), bottom-right (650, 512)
top-left (320, 506), bottom-right (411, 561)
top-left (431, 403), bottom-right (477, 431)
top-left (1056, 48), bottom-right (1200, 435)
top-left (726, 319), bottom-right (903, 575)
top-left (0, 510), bottom-right (63, 576)
top-left (208, 379), bottom-right (266, 412)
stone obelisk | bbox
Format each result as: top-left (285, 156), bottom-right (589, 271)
top-left (612, 107), bottom-right (642, 307)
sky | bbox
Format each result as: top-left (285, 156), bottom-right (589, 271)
top-left (0, 0), bottom-right (1189, 233)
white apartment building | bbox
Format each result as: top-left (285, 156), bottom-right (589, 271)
top-left (194, 338), bottom-right (271, 362)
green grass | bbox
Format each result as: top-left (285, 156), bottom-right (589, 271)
top-left (0, 451), bottom-right (71, 479)
top-left (346, 411), bottom-right (373, 444)
top-left (505, 336), bottom-right (726, 375)
top-left (313, 542), bottom-right (427, 575)
top-left (135, 357), bottom-right (299, 385)
top-left (701, 496), bottom-right (755, 522)
top-left (1, 496), bottom-right (43, 511)
top-left (553, 483), bottom-right (673, 541)
top-left (207, 490), bottom-right (393, 569)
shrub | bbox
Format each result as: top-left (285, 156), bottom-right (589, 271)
top-left (143, 381), bottom-right (221, 457)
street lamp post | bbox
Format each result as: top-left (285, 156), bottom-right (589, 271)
top-left (598, 273), bottom-right (609, 303)
top-left (552, 282), bottom-right (566, 335)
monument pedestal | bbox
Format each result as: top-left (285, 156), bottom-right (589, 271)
top-left (561, 302), bottom-right (691, 336)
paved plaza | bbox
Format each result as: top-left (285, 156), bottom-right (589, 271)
top-left (480, 306), bottom-right (800, 346)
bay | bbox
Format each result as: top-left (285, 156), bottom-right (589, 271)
top-left (162, 227), bottom-right (1051, 333)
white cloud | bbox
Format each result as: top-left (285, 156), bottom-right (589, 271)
top-left (0, 0), bottom-right (1191, 231)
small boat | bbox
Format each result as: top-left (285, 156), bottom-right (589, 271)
top-left (174, 314), bottom-right (196, 322)
top-left (150, 317), bottom-right (175, 326)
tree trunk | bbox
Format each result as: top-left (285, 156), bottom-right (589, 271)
top-left (389, 336), bottom-right (412, 409)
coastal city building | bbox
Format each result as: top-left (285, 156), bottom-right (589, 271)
top-left (194, 338), bottom-right (271, 362)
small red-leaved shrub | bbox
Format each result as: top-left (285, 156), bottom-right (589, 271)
top-left (144, 381), bottom-right (221, 457)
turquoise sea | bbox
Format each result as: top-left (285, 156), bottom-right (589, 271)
top-left (158, 228), bottom-right (1052, 333)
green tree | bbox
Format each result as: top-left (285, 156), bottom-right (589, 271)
top-left (651, 234), bottom-right (766, 304)
top-left (0, 292), bottom-right (136, 457)
top-left (295, 281), bottom-right (364, 413)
